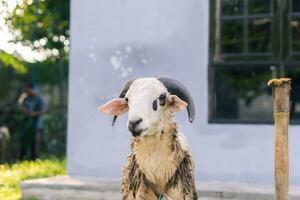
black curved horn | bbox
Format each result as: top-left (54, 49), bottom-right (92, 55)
top-left (157, 76), bottom-right (195, 123)
top-left (112, 79), bottom-right (136, 126)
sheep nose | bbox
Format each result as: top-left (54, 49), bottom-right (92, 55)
top-left (128, 118), bottom-right (143, 136)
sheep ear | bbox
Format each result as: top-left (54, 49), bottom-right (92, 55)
top-left (99, 98), bottom-right (128, 116)
top-left (168, 95), bottom-right (188, 113)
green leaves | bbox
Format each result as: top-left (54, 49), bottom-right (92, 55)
top-left (7, 0), bottom-right (70, 60)
top-left (0, 51), bottom-right (27, 74)
top-left (0, 0), bottom-right (70, 80)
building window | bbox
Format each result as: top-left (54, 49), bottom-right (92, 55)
top-left (209, 0), bottom-right (300, 123)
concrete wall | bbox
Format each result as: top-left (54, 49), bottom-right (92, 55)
top-left (68, 0), bottom-right (300, 184)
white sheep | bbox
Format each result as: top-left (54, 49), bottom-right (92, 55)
top-left (100, 77), bottom-right (197, 200)
top-left (0, 126), bottom-right (10, 161)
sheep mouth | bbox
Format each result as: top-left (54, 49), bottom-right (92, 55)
top-left (131, 128), bottom-right (148, 137)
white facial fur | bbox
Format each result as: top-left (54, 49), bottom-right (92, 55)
top-left (125, 78), bottom-right (170, 136)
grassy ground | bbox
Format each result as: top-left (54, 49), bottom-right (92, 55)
top-left (0, 157), bottom-right (66, 200)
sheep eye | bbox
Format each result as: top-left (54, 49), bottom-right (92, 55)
top-left (125, 97), bottom-right (129, 102)
top-left (152, 99), bottom-right (158, 111)
top-left (158, 93), bottom-right (166, 106)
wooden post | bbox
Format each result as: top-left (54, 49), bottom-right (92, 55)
top-left (268, 78), bottom-right (291, 200)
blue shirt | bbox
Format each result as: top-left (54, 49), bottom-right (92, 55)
top-left (22, 94), bottom-right (46, 129)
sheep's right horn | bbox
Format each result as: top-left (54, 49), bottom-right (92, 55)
top-left (111, 78), bottom-right (136, 126)
top-left (157, 76), bottom-right (195, 123)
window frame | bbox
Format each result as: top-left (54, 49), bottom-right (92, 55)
top-left (209, 0), bottom-right (300, 124)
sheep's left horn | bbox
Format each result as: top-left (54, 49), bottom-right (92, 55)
top-left (112, 78), bottom-right (136, 126)
top-left (157, 76), bottom-right (195, 123)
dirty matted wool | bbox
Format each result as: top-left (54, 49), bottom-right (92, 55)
top-left (121, 123), bottom-right (197, 200)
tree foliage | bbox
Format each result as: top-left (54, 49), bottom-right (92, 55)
top-left (5, 0), bottom-right (70, 61)
top-left (0, 51), bottom-right (27, 73)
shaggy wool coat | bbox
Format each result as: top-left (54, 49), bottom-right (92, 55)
top-left (121, 122), bottom-right (197, 200)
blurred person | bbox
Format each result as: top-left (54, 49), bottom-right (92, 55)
top-left (18, 83), bottom-right (46, 160)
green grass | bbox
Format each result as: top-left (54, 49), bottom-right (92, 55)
top-left (0, 157), bottom-right (66, 200)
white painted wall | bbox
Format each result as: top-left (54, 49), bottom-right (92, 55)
top-left (68, 0), bottom-right (300, 184)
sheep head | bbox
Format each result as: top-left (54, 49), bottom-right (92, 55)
top-left (99, 77), bottom-right (195, 137)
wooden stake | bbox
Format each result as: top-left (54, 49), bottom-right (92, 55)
top-left (268, 78), bottom-right (291, 200)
